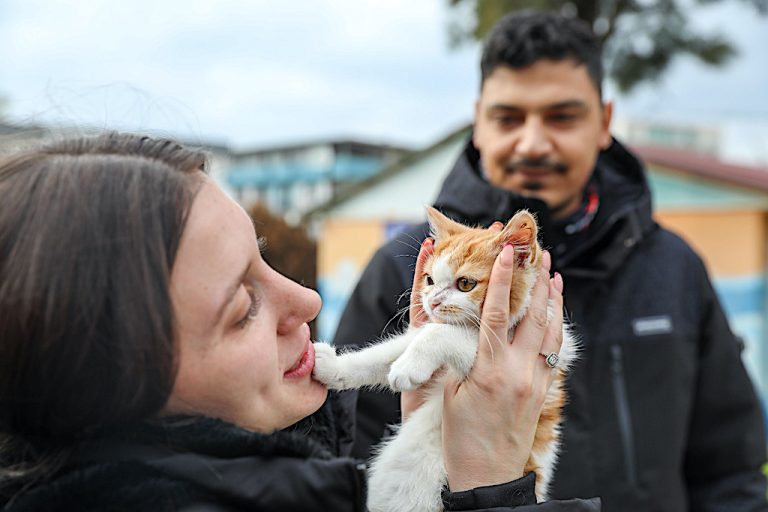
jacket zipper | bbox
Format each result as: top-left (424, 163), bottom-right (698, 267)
top-left (610, 344), bottom-right (638, 486)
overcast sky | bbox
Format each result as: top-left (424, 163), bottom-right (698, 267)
top-left (1, 0), bottom-right (766, 157)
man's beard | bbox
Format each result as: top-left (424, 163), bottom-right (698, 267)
top-left (521, 180), bottom-right (545, 192)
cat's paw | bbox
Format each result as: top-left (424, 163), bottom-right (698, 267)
top-left (387, 355), bottom-right (435, 392)
top-left (312, 342), bottom-right (346, 389)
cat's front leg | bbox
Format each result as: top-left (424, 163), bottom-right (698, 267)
top-left (312, 331), bottom-right (415, 390)
top-left (387, 324), bottom-right (477, 391)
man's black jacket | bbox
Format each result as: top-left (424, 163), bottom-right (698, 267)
top-left (333, 138), bottom-right (768, 511)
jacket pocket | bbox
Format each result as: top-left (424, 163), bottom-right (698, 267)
top-left (610, 344), bottom-right (638, 486)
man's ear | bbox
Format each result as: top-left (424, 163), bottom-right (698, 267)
top-left (426, 206), bottom-right (468, 241)
top-left (599, 100), bottom-right (614, 150)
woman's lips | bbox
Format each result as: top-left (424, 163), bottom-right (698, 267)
top-left (284, 339), bottom-right (314, 379)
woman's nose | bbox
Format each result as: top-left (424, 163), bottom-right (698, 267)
top-left (276, 273), bottom-right (322, 335)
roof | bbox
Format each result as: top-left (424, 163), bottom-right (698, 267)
top-left (633, 145), bottom-right (768, 193)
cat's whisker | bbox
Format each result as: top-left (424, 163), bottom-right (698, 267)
top-left (477, 316), bottom-right (507, 354)
top-left (382, 304), bottom-right (412, 334)
top-left (395, 237), bottom-right (423, 254)
top-left (401, 231), bottom-right (429, 250)
top-left (397, 288), bottom-right (413, 306)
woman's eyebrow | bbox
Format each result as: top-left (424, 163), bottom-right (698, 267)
top-left (213, 262), bottom-right (251, 325)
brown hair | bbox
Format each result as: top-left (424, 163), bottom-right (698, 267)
top-left (0, 132), bottom-right (206, 442)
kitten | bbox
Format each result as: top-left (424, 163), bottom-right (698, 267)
top-left (313, 207), bottom-right (577, 512)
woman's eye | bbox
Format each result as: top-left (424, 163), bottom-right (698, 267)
top-left (456, 277), bottom-right (477, 292)
top-left (425, 274), bottom-right (434, 286)
top-left (235, 289), bottom-right (260, 330)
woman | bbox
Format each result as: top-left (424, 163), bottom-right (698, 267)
top-left (0, 133), bottom-right (599, 511)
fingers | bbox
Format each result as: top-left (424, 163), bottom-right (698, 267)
top-left (511, 251), bottom-right (552, 356)
top-left (538, 272), bottom-right (565, 386)
top-left (475, 244), bottom-right (515, 364)
top-left (409, 237), bottom-right (434, 329)
top-left (489, 221), bottom-right (503, 232)
top-left (539, 272), bottom-right (564, 358)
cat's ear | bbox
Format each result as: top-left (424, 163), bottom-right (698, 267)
top-left (499, 210), bottom-right (539, 266)
top-left (426, 206), bottom-right (467, 240)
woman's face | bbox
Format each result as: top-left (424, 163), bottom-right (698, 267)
top-left (164, 178), bottom-right (327, 432)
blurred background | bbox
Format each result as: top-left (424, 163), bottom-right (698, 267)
top-left (2, 0), bottom-right (767, 399)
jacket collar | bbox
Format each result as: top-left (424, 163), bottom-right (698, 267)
top-left (432, 136), bottom-right (656, 279)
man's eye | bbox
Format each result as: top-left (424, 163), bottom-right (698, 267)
top-left (494, 115), bottom-right (522, 127)
top-left (548, 113), bottom-right (577, 124)
top-left (456, 277), bottom-right (477, 292)
top-left (425, 274), bottom-right (434, 286)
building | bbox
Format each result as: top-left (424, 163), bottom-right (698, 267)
top-left (306, 125), bottom-right (768, 404)
top-left (228, 139), bottom-right (410, 223)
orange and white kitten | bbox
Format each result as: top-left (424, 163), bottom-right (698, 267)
top-left (313, 207), bottom-right (577, 512)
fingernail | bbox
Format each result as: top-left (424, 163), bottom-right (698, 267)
top-left (542, 250), bottom-right (552, 272)
top-left (500, 244), bottom-right (515, 268)
top-left (554, 272), bottom-right (564, 293)
top-left (422, 237), bottom-right (433, 248)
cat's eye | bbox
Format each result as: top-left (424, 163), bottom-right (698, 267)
top-left (425, 274), bottom-right (434, 286)
top-left (456, 277), bottom-right (477, 292)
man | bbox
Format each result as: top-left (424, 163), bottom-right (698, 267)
top-left (333, 10), bottom-right (767, 511)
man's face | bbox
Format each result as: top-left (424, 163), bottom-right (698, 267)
top-left (473, 60), bottom-right (613, 220)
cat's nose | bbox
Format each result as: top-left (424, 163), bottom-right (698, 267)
top-left (430, 299), bottom-right (442, 310)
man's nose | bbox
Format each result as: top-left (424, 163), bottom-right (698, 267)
top-left (516, 118), bottom-right (552, 158)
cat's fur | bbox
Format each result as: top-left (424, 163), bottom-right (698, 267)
top-left (313, 208), bottom-right (577, 512)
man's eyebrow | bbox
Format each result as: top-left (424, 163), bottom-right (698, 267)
top-left (485, 100), bottom-right (588, 112)
top-left (486, 103), bottom-right (525, 113)
top-left (214, 262), bottom-right (251, 325)
top-left (546, 100), bottom-right (588, 110)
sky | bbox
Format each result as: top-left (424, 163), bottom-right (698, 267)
top-left (1, 0), bottom-right (766, 161)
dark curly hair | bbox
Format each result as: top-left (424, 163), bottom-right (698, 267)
top-left (480, 10), bottom-right (603, 98)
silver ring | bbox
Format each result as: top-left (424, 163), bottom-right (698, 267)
top-left (540, 352), bottom-right (559, 369)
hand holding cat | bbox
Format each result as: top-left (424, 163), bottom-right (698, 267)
top-left (441, 247), bottom-right (565, 492)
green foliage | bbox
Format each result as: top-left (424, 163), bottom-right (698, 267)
top-left (447, 0), bottom-right (762, 92)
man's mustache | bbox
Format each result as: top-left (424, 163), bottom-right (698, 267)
top-left (504, 158), bottom-right (568, 175)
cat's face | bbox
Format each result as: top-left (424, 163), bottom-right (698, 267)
top-left (420, 208), bottom-right (541, 328)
